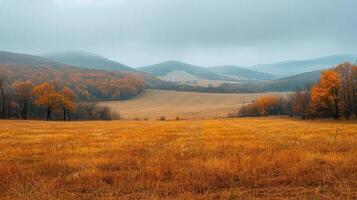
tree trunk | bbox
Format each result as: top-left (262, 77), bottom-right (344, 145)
top-left (46, 107), bottom-right (51, 121)
top-left (63, 108), bottom-right (67, 121)
top-left (334, 100), bottom-right (339, 120)
top-left (22, 99), bottom-right (28, 120)
top-left (1, 99), bottom-right (5, 119)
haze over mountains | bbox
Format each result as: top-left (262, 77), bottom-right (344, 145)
top-left (1, 50), bottom-right (356, 92)
top-left (12, 50), bottom-right (354, 82)
top-left (0, 51), bottom-right (70, 68)
top-left (208, 66), bottom-right (275, 81)
top-left (44, 51), bottom-right (136, 72)
top-left (139, 61), bottom-right (224, 80)
top-left (251, 54), bottom-right (357, 77)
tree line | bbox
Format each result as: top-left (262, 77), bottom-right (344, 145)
top-left (0, 63), bottom-right (146, 120)
top-left (0, 80), bottom-right (119, 121)
top-left (233, 63), bottom-right (357, 120)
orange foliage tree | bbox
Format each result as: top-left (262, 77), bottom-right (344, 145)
top-left (311, 70), bottom-right (341, 119)
top-left (32, 82), bottom-right (76, 121)
top-left (236, 95), bottom-right (287, 117)
top-left (61, 87), bottom-right (76, 121)
top-left (257, 96), bottom-right (277, 116)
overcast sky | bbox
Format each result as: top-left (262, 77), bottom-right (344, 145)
top-left (0, 0), bottom-right (356, 67)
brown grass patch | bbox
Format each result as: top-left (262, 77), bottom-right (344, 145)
top-left (0, 117), bottom-right (357, 199)
top-left (99, 89), bottom-right (290, 120)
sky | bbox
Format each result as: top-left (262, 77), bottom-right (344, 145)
top-left (0, 0), bottom-right (356, 67)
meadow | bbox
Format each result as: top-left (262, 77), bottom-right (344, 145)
top-left (1, 117), bottom-right (357, 199)
top-left (100, 90), bottom-right (289, 120)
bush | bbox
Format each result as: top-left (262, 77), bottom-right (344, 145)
top-left (231, 96), bottom-right (289, 117)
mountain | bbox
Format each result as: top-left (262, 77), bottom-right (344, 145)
top-left (208, 65), bottom-right (275, 81)
top-left (256, 70), bottom-right (322, 91)
top-left (0, 51), bottom-right (70, 68)
top-left (43, 51), bottom-right (136, 72)
top-left (0, 51), bottom-right (145, 100)
top-left (219, 70), bottom-right (322, 92)
top-left (138, 60), bottom-right (224, 80)
top-left (251, 54), bottom-right (357, 77)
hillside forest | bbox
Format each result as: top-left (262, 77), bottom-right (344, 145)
top-left (0, 64), bottom-right (145, 120)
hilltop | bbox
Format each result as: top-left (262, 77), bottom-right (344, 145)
top-left (251, 54), bottom-right (357, 76)
top-left (43, 51), bottom-right (136, 72)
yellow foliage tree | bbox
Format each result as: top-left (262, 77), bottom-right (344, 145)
top-left (32, 82), bottom-right (64, 120)
top-left (61, 87), bottom-right (77, 121)
top-left (257, 96), bottom-right (277, 116)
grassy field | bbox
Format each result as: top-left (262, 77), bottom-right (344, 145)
top-left (1, 117), bottom-right (357, 199)
top-left (158, 71), bottom-right (239, 87)
top-left (100, 90), bottom-right (289, 120)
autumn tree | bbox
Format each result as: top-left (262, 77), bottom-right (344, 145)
top-left (257, 96), bottom-right (277, 116)
top-left (352, 65), bottom-right (357, 116)
top-left (32, 82), bottom-right (63, 120)
top-left (13, 81), bottom-right (33, 119)
top-left (0, 78), bottom-right (12, 119)
top-left (334, 63), bottom-right (355, 119)
top-left (61, 87), bottom-right (76, 121)
top-left (0, 78), bottom-right (6, 119)
top-left (291, 87), bottom-right (312, 119)
top-left (311, 70), bottom-right (341, 120)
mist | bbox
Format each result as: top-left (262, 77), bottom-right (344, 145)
top-left (0, 0), bottom-right (356, 67)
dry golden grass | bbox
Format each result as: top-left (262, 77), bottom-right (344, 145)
top-left (100, 90), bottom-right (290, 120)
top-left (1, 117), bottom-right (357, 199)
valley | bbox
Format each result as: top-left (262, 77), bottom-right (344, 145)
top-left (100, 89), bottom-right (290, 120)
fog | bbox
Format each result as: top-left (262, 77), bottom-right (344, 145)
top-left (0, 0), bottom-right (356, 66)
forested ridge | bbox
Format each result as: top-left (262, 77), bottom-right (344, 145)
top-left (0, 64), bottom-right (145, 101)
top-left (0, 60), bottom-right (146, 120)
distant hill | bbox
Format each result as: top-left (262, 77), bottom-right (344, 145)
top-left (0, 51), bottom-right (69, 68)
top-left (138, 60), bottom-right (224, 80)
top-left (0, 51), bottom-right (145, 100)
top-left (251, 54), bottom-right (357, 76)
top-left (208, 65), bottom-right (275, 81)
top-left (43, 51), bottom-right (136, 72)
top-left (210, 70), bottom-right (322, 93)
top-left (255, 70), bottom-right (322, 91)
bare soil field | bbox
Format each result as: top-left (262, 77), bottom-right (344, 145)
top-left (1, 117), bottom-right (357, 199)
top-left (100, 90), bottom-right (290, 120)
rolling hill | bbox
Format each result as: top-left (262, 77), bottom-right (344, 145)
top-left (259, 70), bottom-right (322, 91)
top-left (251, 54), bottom-right (357, 76)
top-left (0, 51), bottom-right (145, 100)
top-left (43, 51), bottom-right (136, 72)
top-left (208, 65), bottom-right (275, 81)
top-left (0, 51), bottom-right (70, 68)
top-left (138, 60), bottom-right (224, 80)
top-left (215, 70), bottom-right (322, 92)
